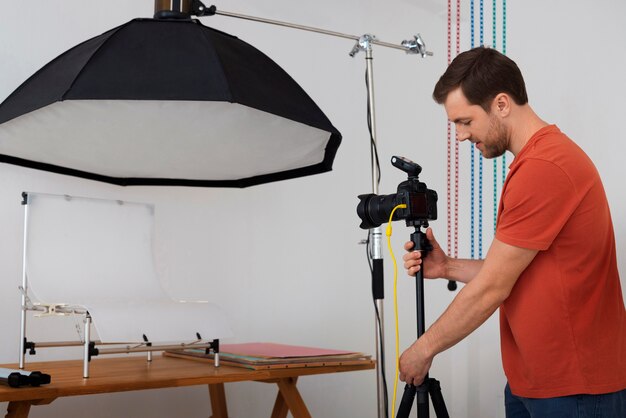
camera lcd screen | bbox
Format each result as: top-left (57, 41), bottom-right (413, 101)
top-left (410, 193), bottom-right (428, 216)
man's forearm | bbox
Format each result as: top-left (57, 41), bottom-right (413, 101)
top-left (399, 272), bottom-right (506, 386)
top-left (445, 257), bottom-right (484, 283)
top-left (423, 240), bottom-right (538, 363)
top-left (418, 274), bottom-right (503, 359)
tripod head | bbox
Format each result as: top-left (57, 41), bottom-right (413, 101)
top-left (410, 224), bottom-right (433, 258)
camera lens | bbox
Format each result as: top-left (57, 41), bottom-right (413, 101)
top-left (357, 193), bottom-right (403, 229)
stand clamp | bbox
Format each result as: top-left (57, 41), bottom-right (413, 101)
top-left (401, 34), bottom-right (433, 57)
top-left (349, 34), bottom-right (376, 57)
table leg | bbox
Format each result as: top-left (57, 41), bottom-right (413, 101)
top-left (270, 377), bottom-right (294, 418)
top-left (208, 383), bottom-right (229, 418)
top-left (275, 377), bottom-right (311, 418)
top-left (5, 398), bottom-right (55, 418)
top-left (5, 401), bottom-right (31, 418)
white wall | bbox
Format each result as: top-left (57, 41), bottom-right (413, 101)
top-left (1, 1), bottom-right (624, 417)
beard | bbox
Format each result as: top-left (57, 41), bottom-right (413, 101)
top-left (480, 115), bottom-right (509, 158)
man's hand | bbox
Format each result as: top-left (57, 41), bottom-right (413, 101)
top-left (403, 227), bottom-right (449, 279)
top-left (399, 339), bottom-right (433, 386)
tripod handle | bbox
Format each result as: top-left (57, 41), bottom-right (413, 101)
top-left (410, 228), bottom-right (432, 256)
top-left (410, 227), bottom-right (457, 292)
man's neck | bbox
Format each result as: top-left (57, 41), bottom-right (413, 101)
top-left (508, 105), bottom-right (549, 156)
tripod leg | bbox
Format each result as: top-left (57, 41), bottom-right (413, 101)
top-left (396, 384), bottom-right (416, 418)
top-left (427, 378), bottom-right (449, 418)
top-left (416, 383), bottom-right (430, 418)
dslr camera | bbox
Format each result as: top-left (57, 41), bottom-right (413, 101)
top-left (357, 156), bottom-right (438, 229)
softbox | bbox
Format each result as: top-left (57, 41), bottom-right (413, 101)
top-left (0, 18), bottom-right (342, 187)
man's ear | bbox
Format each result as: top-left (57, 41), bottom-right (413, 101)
top-left (492, 93), bottom-right (511, 117)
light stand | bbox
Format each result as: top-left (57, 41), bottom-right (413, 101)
top-left (190, 4), bottom-right (432, 417)
top-left (396, 223), bottom-right (449, 418)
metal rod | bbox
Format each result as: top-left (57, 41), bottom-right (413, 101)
top-left (364, 44), bottom-right (387, 418)
top-left (83, 315), bottom-right (91, 378)
top-left (19, 199), bottom-right (29, 369)
top-left (24, 305), bottom-right (47, 313)
top-left (366, 48), bottom-right (379, 195)
top-left (15, 340), bottom-right (214, 353)
top-left (30, 341), bottom-right (84, 348)
top-left (214, 9), bottom-right (414, 52)
top-left (24, 339), bottom-right (214, 356)
top-left (46, 306), bottom-right (86, 315)
top-left (25, 305), bottom-right (87, 315)
top-left (375, 299), bottom-right (385, 417)
top-left (25, 340), bottom-right (140, 348)
top-left (96, 342), bottom-right (214, 355)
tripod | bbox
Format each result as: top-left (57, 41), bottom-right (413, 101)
top-left (397, 223), bottom-right (449, 418)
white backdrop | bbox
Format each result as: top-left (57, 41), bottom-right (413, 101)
top-left (1, 1), bottom-right (624, 417)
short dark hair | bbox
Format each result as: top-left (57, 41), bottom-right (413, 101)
top-left (433, 46), bottom-right (528, 112)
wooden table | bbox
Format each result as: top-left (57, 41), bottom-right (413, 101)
top-left (0, 355), bottom-right (374, 418)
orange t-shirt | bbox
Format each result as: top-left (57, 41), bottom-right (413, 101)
top-left (495, 125), bottom-right (625, 398)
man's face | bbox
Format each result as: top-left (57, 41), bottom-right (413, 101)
top-left (444, 87), bottom-right (509, 158)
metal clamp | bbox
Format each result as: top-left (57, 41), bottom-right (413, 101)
top-left (401, 34), bottom-right (433, 57)
top-left (350, 34), bottom-right (376, 57)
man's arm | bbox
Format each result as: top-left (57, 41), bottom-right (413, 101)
top-left (399, 238), bottom-right (538, 386)
top-left (444, 257), bottom-right (484, 284)
top-left (403, 227), bottom-right (484, 284)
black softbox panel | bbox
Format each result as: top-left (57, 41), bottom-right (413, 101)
top-left (0, 18), bottom-right (342, 187)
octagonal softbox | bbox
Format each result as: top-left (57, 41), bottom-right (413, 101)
top-left (0, 18), bottom-right (342, 187)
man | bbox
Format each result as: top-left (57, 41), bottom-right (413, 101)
top-left (401, 46), bottom-right (625, 417)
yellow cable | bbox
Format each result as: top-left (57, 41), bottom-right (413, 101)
top-left (385, 203), bottom-right (406, 418)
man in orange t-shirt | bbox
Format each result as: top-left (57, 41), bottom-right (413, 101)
top-left (400, 46), bottom-right (625, 417)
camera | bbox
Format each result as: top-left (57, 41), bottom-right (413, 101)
top-left (357, 156), bottom-right (438, 229)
